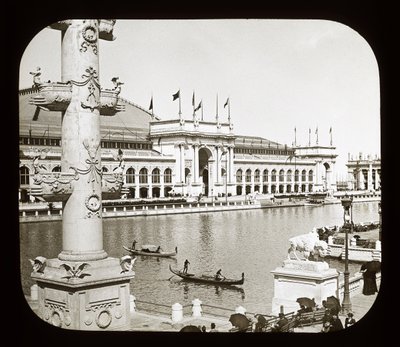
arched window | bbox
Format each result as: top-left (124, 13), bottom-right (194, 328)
top-left (271, 169), bottom-right (277, 182)
top-left (236, 169), bottom-right (243, 183)
top-left (308, 170), bottom-right (313, 182)
top-left (126, 167), bottom-right (135, 184)
top-left (52, 166), bottom-right (61, 172)
top-left (295, 170), bottom-right (299, 182)
top-left (254, 169), bottom-right (260, 183)
top-left (279, 169), bottom-right (285, 182)
top-left (164, 168), bottom-right (172, 183)
top-left (263, 169), bottom-right (268, 182)
top-left (245, 169), bottom-right (252, 183)
top-left (19, 166), bottom-right (30, 185)
top-left (152, 168), bottom-right (160, 184)
top-left (286, 169), bottom-right (292, 182)
top-left (302, 170), bottom-right (307, 182)
top-left (139, 168), bottom-right (148, 184)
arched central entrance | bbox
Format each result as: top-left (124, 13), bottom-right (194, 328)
top-left (199, 147), bottom-right (213, 197)
top-left (323, 162), bottom-right (331, 191)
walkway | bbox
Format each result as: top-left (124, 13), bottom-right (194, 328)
top-left (25, 284), bottom-right (380, 333)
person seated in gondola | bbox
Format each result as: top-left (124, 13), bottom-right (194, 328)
top-left (156, 246), bottom-right (161, 253)
top-left (215, 269), bottom-right (225, 281)
top-left (131, 240), bottom-right (137, 250)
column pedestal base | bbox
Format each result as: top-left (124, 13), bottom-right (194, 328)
top-left (270, 259), bottom-right (339, 315)
top-left (31, 257), bottom-right (134, 330)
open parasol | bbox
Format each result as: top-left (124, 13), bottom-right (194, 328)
top-left (361, 260), bottom-right (381, 273)
top-left (325, 295), bottom-right (341, 315)
top-left (229, 313), bottom-right (251, 331)
top-left (180, 325), bottom-right (202, 332)
top-left (296, 297), bottom-right (316, 309)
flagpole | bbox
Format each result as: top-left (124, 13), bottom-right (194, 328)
top-left (192, 91), bottom-right (195, 118)
top-left (179, 89), bottom-right (182, 119)
top-left (294, 126), bottom-right (297, 147)
top-left (201, 99), bottom-right (203, 121)
top-left (228, 98), bottom-right (231, 123)
top-left (316, 126), bottom-right (319, 145)
top-left (330, 127), bottom-right (333, 146)
top-left (216, 93), bottom-right (219, 123)
top-left (308, 128), bottom-right (311, 146)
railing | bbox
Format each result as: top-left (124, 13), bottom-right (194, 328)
top-left (134, 299), bottom-right (173, 317)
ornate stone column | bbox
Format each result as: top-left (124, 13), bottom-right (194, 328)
top-left (229, 145), bottom-right (234, 184)
top-left (148, 170), bottom-right (153, 198)
top-left (160, 172), bottom-right (165, 198)
top-left (215, 145), bottom-right (220, 183)
top-left (180, 144), bottom-right (185, 183)
top-left (135, 172), bottom-right (140, 198)
top-left (59, 20), bottom-right (106, 261)
top-left (368, 161), bottom-right (373, 191)
top-left (30, 20), bottom-right (134, 331)
top-left (193, 143), bottom-right (199, 183)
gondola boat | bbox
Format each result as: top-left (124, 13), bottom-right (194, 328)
top-left (123, 244), bottom-right (177, 258)
top-left (169, 265), bottom-right (244, 285)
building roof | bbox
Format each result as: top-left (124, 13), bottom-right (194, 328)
top-left (234, 134), bottom-right (292, 151)
top-left (18, 88), bottom-right (154, 141)
top-left (19, 87), bottom-right (291, 150)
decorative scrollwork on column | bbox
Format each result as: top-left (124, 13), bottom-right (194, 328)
top-left (80, 20), bottom-right (98, 55)
top-left (85, 194), bottom-right (101, 218)
top-left (72, 139), bottom-right (102, 183)
top-left (70, 67), bottom-right (101, 112)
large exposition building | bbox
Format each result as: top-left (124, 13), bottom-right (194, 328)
top-left (19, 85), bottom-right (339, 202)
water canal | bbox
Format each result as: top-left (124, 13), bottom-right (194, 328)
top-left (19, 202), bottom-right (379, 315)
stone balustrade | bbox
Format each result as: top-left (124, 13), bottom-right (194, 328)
top-left (327, 236), bottom-right (381, 262)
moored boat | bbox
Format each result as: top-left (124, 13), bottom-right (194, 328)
top-left (123, 244), bottom-right (177, 257)
top-left (168, 265), bottom-right (244, 285)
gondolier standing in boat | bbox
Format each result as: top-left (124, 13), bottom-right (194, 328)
top-left (183, 259), bottom-right (190, 274)
top-left (215, 269), bottom-right (225, 281)
top-left (131, 240), bottom-right (137, 250)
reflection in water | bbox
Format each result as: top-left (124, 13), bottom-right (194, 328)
top-left (20, 202), bottom-right (379, 315)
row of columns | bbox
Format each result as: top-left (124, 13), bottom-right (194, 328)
top-left (236, 181), bottom-right (313, 195)
top-left (350, 168), bottom-right (380, 190)
top-left (176, 143), bottom-right (235, 185)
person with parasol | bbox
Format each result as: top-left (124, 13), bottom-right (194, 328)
top-left (360, 260), bottom-right (380, 295)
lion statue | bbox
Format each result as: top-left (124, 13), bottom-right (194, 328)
top-left (288, 228), bottom-right (329, 261)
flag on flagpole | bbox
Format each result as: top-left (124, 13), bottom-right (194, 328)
top-left (224, 98), bottom-right (229, 108)
top-left (149, 97), bottom-right (153, 111)
top-left (192, 91), bottom-right (195, 107)
top-left (194, 100), bottom-right (202, 112)
top-left (172, 90), bottom-right (180, 101)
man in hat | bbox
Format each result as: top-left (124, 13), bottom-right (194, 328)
top-left (345, 312), bottom-right (356, 328)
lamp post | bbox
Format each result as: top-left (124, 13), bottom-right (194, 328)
top-left (341, 194), bottom-right (353, 314)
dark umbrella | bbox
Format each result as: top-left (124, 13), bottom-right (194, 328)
top-left (361, 260), bottom-right (381, 273)
top-left (296, 297), bottom-right (316, 309)
top-left (180, 325), bottom-right (202, 332)
top-left (229, 313), bottom-right (251, 331)
top-left (325, 296), bottom-right (341, 315)
top-left (254, 314), bottom-right (268, 330)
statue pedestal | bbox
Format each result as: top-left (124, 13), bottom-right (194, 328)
top-left (270, 260), bottom-right (339, 315)
top-left (31, 257), bottom-right (134, 330)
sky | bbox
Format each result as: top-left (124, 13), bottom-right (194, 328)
top-left (19, 19), bottom-right (381, 179)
